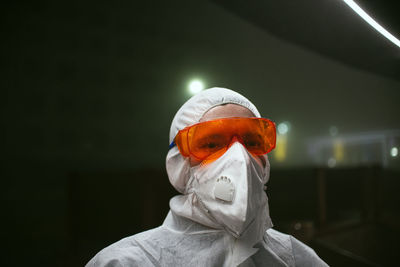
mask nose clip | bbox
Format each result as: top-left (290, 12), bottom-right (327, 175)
top-left (214, 176), bottom-right (235, 202)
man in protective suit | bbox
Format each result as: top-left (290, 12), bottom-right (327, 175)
top-left (87, 88), bottom-right (328, 266)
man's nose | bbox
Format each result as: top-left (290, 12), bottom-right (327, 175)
top-left (228, 135), bottom-right (245, 150)
top-left (228, 135), bottom-right (266, 167)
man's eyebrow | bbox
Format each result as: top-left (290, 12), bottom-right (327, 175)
top-left (196, 133), bottom-right (225, 140)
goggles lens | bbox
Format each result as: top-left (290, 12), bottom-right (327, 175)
top-left (174, 117), bottom-right (276, 161)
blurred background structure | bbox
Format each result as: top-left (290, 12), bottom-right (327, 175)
top-left (2, 0), bottom-right (399, 266)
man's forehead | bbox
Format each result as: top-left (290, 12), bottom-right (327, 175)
top-left (199, 104), bottom-right (255, 122)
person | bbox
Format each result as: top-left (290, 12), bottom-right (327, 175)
top-left (86, 87), bottom-right (328, 266)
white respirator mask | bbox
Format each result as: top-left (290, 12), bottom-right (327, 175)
top-left (185, 142), bottom-right (272, 243)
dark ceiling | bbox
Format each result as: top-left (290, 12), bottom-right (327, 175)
top-left (212, 0), bottom-right (400, 81)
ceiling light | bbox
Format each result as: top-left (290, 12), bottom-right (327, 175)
top-left (188, 80), bottom-right (204, 95)
top-left (342, 0), bottom-right (400, 48)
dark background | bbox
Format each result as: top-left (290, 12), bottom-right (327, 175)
top-left (2, 0), bottom-right (400, 266)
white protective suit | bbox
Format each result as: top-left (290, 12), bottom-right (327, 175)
top-left (86, 88), bottom-right (328, 267)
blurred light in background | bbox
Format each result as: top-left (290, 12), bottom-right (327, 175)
top-left (391, 147), bottom-right (398, 157)
top-left (277, 122), bottom-right (290, 135)
top-left (307, 130), bottom-right (400, 168)
top-left (342, 0), bottom-right (400, 48)
top-left (275, 135), bottom-right (287, 162)
top-left (275, 121), bottom-right (291, 162)
top-left (188, 80), bottom-right (204, 95)
top-left (329, 126), bottom-right (338, 137)
top-left (333, 139), bottom-right (344, 162)
top-left (327, 157), bottom-right (337, 168)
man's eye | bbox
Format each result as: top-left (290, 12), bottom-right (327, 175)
top-left (205, 142), bottom-right (218, 148)
top-left (243, 133), bottom-right (263, 148)
top-left (245, 140), bottom-right (261, 147)
top-left (200, 141), bottom-right (223, 150)
top-left (196, 134), bottom-right (226, 150)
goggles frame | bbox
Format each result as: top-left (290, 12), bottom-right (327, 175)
top-left (170, 117), bottom-right (276, 161)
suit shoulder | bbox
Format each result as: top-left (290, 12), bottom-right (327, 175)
top-left (85, 228), bottom-right (161, 267)
top-left (265, 228), bottom-right (328, 266)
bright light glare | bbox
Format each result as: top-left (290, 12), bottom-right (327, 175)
top-left (277, 122), bottom-right (289, 135)
top-left (188, 80), bottom-right (204, 94)
top-left (342, 0), bottom-right (400, 48)
top-left (391, 147), bottom-right (398, 157)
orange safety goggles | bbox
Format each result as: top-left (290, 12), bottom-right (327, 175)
top-left (170, 117), bottom-right (276, 161)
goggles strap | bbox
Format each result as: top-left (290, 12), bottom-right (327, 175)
top-left (169, 140), bottom-right (176, 150)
